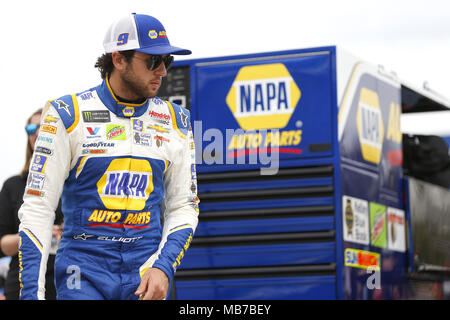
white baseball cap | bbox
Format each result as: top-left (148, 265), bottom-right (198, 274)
top-left (103, 13), bottom-right (191, 55)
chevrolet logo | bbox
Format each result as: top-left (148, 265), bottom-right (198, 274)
top-left (147, 125), bottom-right (169, 133)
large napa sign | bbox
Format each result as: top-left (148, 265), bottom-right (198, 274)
top-left (226, 63), bottom-right (301, 130)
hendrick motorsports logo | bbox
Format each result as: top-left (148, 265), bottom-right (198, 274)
top-left (226, 63), bottom-right (301, 130)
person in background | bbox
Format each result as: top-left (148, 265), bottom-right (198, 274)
top-left (0, 108), bottom-right (63, 300)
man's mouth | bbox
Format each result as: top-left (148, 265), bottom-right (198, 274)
top-left (150, 80), bottom-right (161, 88)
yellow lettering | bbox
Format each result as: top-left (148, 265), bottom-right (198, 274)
top-left (130, 214), bottom-right (138, 225)
top-left (280, 131), bottom-right (290, 146)
top-left (139, 212), bottom-right (147, 224)
top-left (227, 135), bottom-right (237, 150)
top-left (251, 133), bottom-right (262, 148)
top-left (265, 131), bottom-right (280, 147)
top-left (293, 130), bottom-right (302, 145)
top-left (237, 135), bottom-right (246, 149)
top-left (111, 212), bottom-right (121, 223)
top-left (387, 102), bottom-right (402, 143)
top-left (104, 211), bottom-right (114, 223)
top-left (172, 233), bottom-right (193, 268)
top-left (97, 210), bottom-right (106, 222)
top-left (123, 213), bottom-right (135, 224)
top-left (88, 210), bottom-right (99, 222)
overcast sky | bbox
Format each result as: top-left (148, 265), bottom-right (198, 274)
top-left (0, 0), bottom-right (449, 186)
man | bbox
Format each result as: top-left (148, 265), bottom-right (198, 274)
top-left (18, 13), bottom-right (199, 300)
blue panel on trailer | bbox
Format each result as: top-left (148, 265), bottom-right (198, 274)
top-left (194, 50), bottom-right (334, 172)
top-left (198, 177), bottom-right (333, 193)
top-left (195, 216), bottom-right (334, 237)
top-left (200, 196), bottom-right (333, 212)
top-left (180, 242), bottom-right (335, 269)
top-left (443, 136), bottom-right (450, 149)
top-left (175, 276), bottom-right (336, 300)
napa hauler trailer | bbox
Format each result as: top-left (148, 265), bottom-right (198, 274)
top-left (158, 46), bottom-right (450, 300)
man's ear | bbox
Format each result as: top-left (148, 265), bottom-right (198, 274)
top-left (111, 51), bottom-right (128, 71)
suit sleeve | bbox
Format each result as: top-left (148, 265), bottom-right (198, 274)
top-left (139, 106), bottom-right (199, 288)
top-left (18, 101), bottom-right (72, 300)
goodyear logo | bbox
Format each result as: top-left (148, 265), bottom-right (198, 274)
top-left (226, 63), bottom-right (301, 130)
top-left (97, 158), bottom-right (153, 210)
top-left (356, 88), bottom-right (384, 164)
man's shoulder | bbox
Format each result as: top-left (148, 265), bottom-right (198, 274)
top-left (163, 100), bottom-right (191, 137)
top-left (47, 85), bottom-right (100, 133)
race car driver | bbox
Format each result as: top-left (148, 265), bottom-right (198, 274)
top-left (18, 13), bottom-right (199, 300)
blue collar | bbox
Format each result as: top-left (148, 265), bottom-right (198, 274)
top-left (96, 77), bottom-right (150, 118)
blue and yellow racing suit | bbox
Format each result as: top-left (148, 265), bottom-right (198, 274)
top-left (18, 78), bottom-right (199, 299)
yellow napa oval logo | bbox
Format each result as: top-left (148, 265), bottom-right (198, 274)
top-left (356, 87), bottom-right (385, 164)
top-left (226, 63), bottom-right (301, 130)
top-left (97, 158), bottom-right (153, 211)
top-left (148, 30), bottom-right (158, 39)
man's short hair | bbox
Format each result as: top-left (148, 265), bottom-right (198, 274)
top-left (94, 50), bottom-right (135, 79)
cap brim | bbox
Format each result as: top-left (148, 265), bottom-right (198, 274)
top-left (136, 45), bottom-right (191, 55)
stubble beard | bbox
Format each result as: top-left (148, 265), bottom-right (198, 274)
top-left (120, 65), bottom-right (159, 100)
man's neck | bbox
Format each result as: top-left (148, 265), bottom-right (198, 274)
top-left (108, 72), bottom-right (146, 104)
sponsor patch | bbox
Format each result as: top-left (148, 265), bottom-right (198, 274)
top-left (133, 132), bottom-right (152, 147)
top-left (26, 172), bottom-right (45, 190)
top-left (85, 126), bottom-right (103, 139)
top-left (148, 30), bottom-right (158, 39)
top-left (41, 124), bottom-right (57, 134)
top-left (106, 125), bottom-right (126, 140)
top-left (35, 146), bottom-right (53, 156)
top-left (370, 202), bottom-right (387, 248)
top-left (123, 107), bottom-right (135, 117)
top-left (82, 149), bottom-right (107, 154)
top-left (154, 135), bottom-right (170, 147)
top-left (147, 125), bottom-right (169, 133)
top-left (30, 155), bottom-right (48, 173)
top-left (133, 119), bottom-right (144, 132)
top-left (38, 136), bottom-right (53, 143)
top-left (26, 189), bottom-right (44, 197)
top-left (79, 91), bottom-right (94, 101)
top-left (387, 207), bottom-right (406, 252)
top-left (82, 142), bottom-right (115, 148)
top-left (96, 158), bottom-right (153, 210)
top-left (82, 110), bottom-right (111, 123)
top-left (342, 196), bottom-right (369, 245)
top-left (344, 248), bottom-right (380, 270)
top-left (43, 115), bottom-right (59, 124)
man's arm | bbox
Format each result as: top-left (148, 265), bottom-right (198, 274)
top-left (137, 104), bottom-right (199, 299)
top-left (18, 100), bottom-right (72, 300)
top-left (0, 234), bottom-right (19, 256)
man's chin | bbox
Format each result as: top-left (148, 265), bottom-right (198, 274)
top-left (147, 89), bottom-right (159, 99)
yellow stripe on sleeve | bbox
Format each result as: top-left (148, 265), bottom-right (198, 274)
top-left (67, 94), bottom-right (80, 133)
top-left (167, 102), bottom-right (187, 139)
